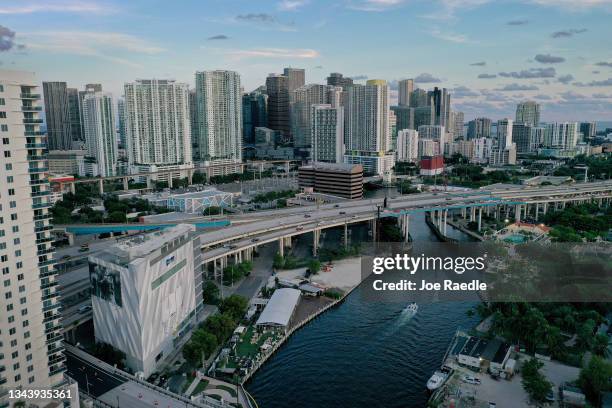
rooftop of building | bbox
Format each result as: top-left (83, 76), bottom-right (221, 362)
top-left (255, 288), bottom-right (301, 328)
top-left (299, 162), bottom-right (363, 173)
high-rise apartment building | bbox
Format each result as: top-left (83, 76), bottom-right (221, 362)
top-left (67, 88), bottom-right (83, 144)
top-left (515, 101), bottom-right (541, 127)
top-left (398, 79), bottom-right (414, 107)
top-left (326, 72), bottom-right (353, 89)
top-left (467, 117), bottom-right (492, 140)
top-left (496, 119), bottom-right (513, 149)
top-left (544, 122), bottom-right (578, 150)
top-left (77, 83), bottom-right (102, 139)
top-left (472, 137), bottom-right (493, 164)
top-left (579, 122), bottom-right (596, 141)
top-left (124, 79), bottom-right (192, 180)
top-left (283, 67), bottom-right (305, 92)
top-left (194, 71), bottom-right (242, 168)
top-left (0, 70), bottom-right (68, 403)
top-left (410, 88), bottom-right (430, 107)
top-left (452, 111), bottom-right (464, 140)
top-left (43, 81), bottom-right (71, 150)
top-left (82, 92), bottom-right (117, 176)
top-left (343, 80), bottom-right (394, 175)
top-left (396, 129), bottom-right (419, 163)
top-left (512, 123), bottom-right (533, 154)
top-left (242, 90), bottom-right (268, 144)
top-left (117, 98), bottom-right (127, 149)
top-left (291, 84), bottom-right (342, 148)
top-left (266, 74), bottom-right (291, 140)
top-left (418, 125), bottom-right (446, 156)
top-left (311, 104), bottom-right (344, 163)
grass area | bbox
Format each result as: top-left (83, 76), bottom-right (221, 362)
top-left (214, 384), bottom-right (238, 397)
top-left (192, 379), bottom-right (209, 395)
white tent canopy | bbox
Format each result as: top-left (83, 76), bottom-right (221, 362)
top-left (255, 288), bottom-right (301, 328)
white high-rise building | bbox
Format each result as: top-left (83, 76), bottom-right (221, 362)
top-left (418, 125), bottom-right (446, 154)
top-left (343, 80), bottom-right (394, 175)
top-left (418, 139), bottom-right (439, 158)
top-left (124, 79), bottom-right (192, 181)
top-left (291, 84), bottom-right (342, 148)
top-left (311, 104), bottom-right (344, 163)
top-left (396, 129), bottom-right (419, 163)
top-left (473, 137), bottom-right (493, 164)
top-left (496, 119), bottom-right (513, 149)
top-left (544, 122), bottom-right (579, 150)
top-left (82, 92), bottom-right (117, 177)
top-left (0, 70), bottom-right (77, 406)
top-left (194, 71), bottom-right (242, 170)
top-left (398, 79), bottom-right (414, 107)
top-left (515, 101), bottom-right (541, 127)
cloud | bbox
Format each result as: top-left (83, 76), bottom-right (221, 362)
top-left (595, 61), bottom-right (612, 68)
top-left (496, 83), bottom-right (539, 91)
top-left (560, 90), bottom-right (587, 99)
top-left (350, 74), bottom-right (369, 80)
top-left (470, 61), bottom-right (486, 66)
top-left (452, 86), bottom-right (479, 97)
top-left (593, 70), bottom-right (601, 74)
top-left (234, 13), bottom-right (296, 31)
top-left (592, 93), bottom-right (612, 98)
top-left (534, 94), bottom-right (553, 100)
top-left (21, 30), bottom-right (165, 67)
top-left (534, 54), bottom-right (565, 64)
top-left (278, 0), bottom-right (309, 10)
top-left (0, 25), bottom-right (17, 52)
top-left (207, 35), bottom-right (229, 40)
top-left (314, 65), bottom-right (323, 69)
top-left (478, 73), bottom-right (497, 79)
top-left (224, 48), bottom-right (319, 60)
top-left (507, 19), bottom-right (529, 25)
top-left (551, 28), bottom-right (587, 38)
top-left (557, 74), bottom-right (574, 84)
top-left (421, 0), bottom-right (491, 20)
top-left (0, 1), bottom-right (114, 15)
top-left (347, 0), bottom-right (406, 12)
top-left (430, 29), bottom-right (469, 43)
top-left (499, 67), bottom-right (556, 78)
top-left (574, 78), bottom-right (612, 87)
top-left (414, 73), bottom-right (441, 83)
top-left (527, 0), bottom-right (612, 11)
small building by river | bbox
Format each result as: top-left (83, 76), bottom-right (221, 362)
top-left (255, 288), bottom-right (301, 333)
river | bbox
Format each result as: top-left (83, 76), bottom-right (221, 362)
top-left (247, 188), bottom-right (480, 407)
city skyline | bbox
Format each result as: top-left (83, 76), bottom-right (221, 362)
top-left (1, 0), bottom-right (611, 121)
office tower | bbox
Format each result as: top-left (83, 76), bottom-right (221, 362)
top-left (326, 72), bottom-right (353, 89)
top-left (467, 117), bottom-right (492, 140)
top-left (428, 87), bottom-right (451, 128)
top-left (396, 129), bottom-right (419, 163)
top-left (473, 137), bottom-right (493, 164)
top-left (117, 98), bottom-right (127, 149)
top-left (450, 140), bottom-right (474, 160)
top-left (530, 127), bottom-right (545, 151)
top-left (452, 111), bottom-right (464, 139)
top-left (291, 84), bottom-right (342, 148)
top-left (496, 119), bottom-right (513, 149)
top-left (414, 106), bottom-right (435, 130)
top-left (242, 90), bottom-right (268, 144)
top-left (512, 123), bottom-right (532, 153)
top-left (579, 122), bottom-right (596, 141)
top-left (410, 88), bottom-right (429, 107)
top-left (255, 127), bottom-right (280, 145)
top-left (544, 122), bottom-right (578, 150)
top-left (188, 89), bottom-right (200, 155)
top-left (0, 70), bottom-right (66, 399)
top-left (67, 88), bottom-right (83, 144)
top-left (124, 79), bottom-right (192, 179)
top-left (194, 70), bottom-right (242, 167)
top-left (266, 74), bottom-right (291, 140)
top-left (398, 79), bottom-right (414, 106)
top-left (343, 80), bottom-right (394, 175)
top-left (311, 104), bottom-right (344, 163)
top-left (283, 67), bottom-right (305, 92)
top-left (391, 105), bottom-right (414, 133)
top-left (389, 109), bottom-right (397, 149)
top-left (515, 101), bottom-right (541, 126)
top-left (82, 92), bottom-right (117, 176)
top-left (43, 81), bottom-right (71, 150)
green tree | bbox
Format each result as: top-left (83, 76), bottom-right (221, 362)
top-left (107, 211), bottom-right (127, 223)
top-left (521, 358), bottom-right (552, 403)
top-left (219, 295), bottom-right (248, 321)
top-left (191, 330), bottom-right (218, 361)
top-left (579, 356), bottom-right (612, 405)
top-left (273, 253), bottom-right (284, 269)
top-left (308, 259), bottom-right (321, 275)
top-left (592, 334), bottom-right (611, 357)
top-left (203, 314), bottom-right (236, 343)
top-left (202, 281), bottom-right (220, 305)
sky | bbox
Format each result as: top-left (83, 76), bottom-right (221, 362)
top-left (1, 0), bottom-right (612, 121)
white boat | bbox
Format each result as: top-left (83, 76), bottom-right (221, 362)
top-left (426, 370), bottom-right (448, 391)
top-left (404, 302), bottom-right (418, 314)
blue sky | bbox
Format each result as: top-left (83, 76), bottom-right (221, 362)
top-left (1, 0), bottom-right (612, 121)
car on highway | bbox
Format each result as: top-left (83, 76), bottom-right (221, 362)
top-left (304, 214), bottom-right (311, 218)
top-left (78, 244), bottom-right (89, 252)
top-left (78, 305), bottom-right (92, 314)
top-left (296, 225), bottom-right (304, 231)
top-left (251, 238), bottom-right (260, 243)
top-left (334, 204), bottom-right (340, 208)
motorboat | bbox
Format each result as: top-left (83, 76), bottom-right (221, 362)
top-left (426, 366), bottom-right (451, 391)
top-left (404, 302), bottom-right (418, 314)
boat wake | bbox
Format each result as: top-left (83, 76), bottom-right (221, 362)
top-left (382, 303), bottom-right (418, 337)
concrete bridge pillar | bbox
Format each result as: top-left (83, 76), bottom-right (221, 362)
top-left (168, 176), bottom-right (173, 189)
top-left (278, 238), bottom-right (284, 258)
top-left (370, 219), bottom-right (377, 243)
top-left (404, 214), bottom-right (410, 242)
top-left (146, 176), bottom-right (153, 190)
top-left (284, 236), bottom-right (292, 248)
top-left (187, 170), bottom-right (193, 186)
top-left (461, 207), bottom-right (467, 219)
top-left (515, 205), bottom-right (521, 223)
top-left (477, 207), bottom-right (482, 232)
top-left (123, 177), bottom-right (129, 191)
top-left (561, 201), bottom-right (566, 209)
top-left (443, 210), bottom-right (448, 236)
top-left (98, 179), bottom-right (104, 195)
top-left (535, 203), bottom-right (539, 221)
top-left (344, 223), bottom-right (349, 249)
top-left (313, 229), bottom-right (321, 256)
top-left (494, 206), bottom-right (499, 221)
top-left (69, 182), bottom-right (76, 194)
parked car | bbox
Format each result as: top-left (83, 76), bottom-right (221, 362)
top-left (488, 403), bottom-right (496, 408)
top-left (78, 305), bottom-right (92, 314)
top-left (462, 375), bottom-right (481, 385)
top-left (545, 391), bottom-right (555, 402)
